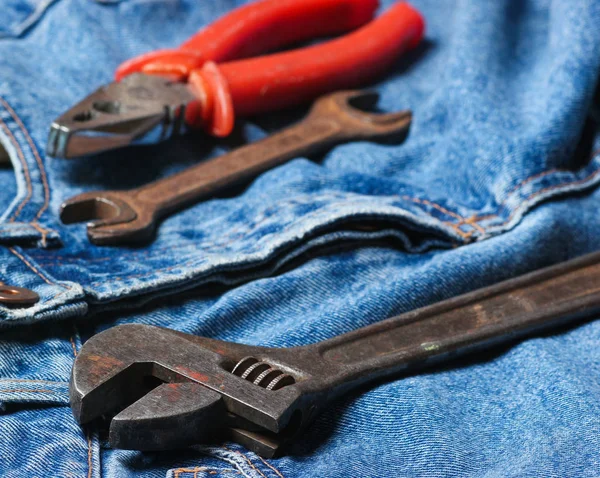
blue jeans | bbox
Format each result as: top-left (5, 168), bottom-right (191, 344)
top-left (1, 0), bottom-right (600, 476)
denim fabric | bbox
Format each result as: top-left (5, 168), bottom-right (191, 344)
top-left (0, 0), bottom-right (599, 476)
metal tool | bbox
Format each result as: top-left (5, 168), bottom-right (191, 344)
top-left (71, 250), bottom-right (600, 457)
top-left (59, 90), bottom-right (412, 245)
top-left (47, 0), bottom-right (424, 158)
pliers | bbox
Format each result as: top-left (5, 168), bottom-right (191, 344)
top-left (46, 0), bottom-right (424, 158)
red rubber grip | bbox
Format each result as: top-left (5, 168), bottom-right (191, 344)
top-left (187, 2), bottom-right (425, 136)
top-left (116, 0), bottom-right (379, 81)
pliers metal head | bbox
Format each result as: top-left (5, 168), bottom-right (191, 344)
top-left (47, 74), bottom-right (195, 159)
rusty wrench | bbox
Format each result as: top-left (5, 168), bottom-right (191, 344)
top-left (71, 250), bottom-right (600, 457)
top-left (60, 90), bottom-right (411, 245)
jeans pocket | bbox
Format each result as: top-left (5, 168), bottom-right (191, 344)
top-left (0, 0), bottom-right (58, 39)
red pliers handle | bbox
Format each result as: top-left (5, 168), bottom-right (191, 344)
top-left (118, 0), bottom-right (424, 137)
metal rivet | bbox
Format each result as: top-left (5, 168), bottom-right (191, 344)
top-left (0, 283), bottom-right (39, 307)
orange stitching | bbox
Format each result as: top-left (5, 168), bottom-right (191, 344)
top-left (31, 222), bottom-right (49, 247)
top-left (257, 456), bottom-right (284, 478)
top-left (87, 434), bottom-right (93, 478)
top-left (491, 167), bottom-right (600, 230)
top-left (223, 447), bottom-right (268, 478)
top-left (472, 150), bottom-right (600, 224)
top-left (86, 227), bottom-right (468, 286)
top-left (0, 117), bottom-right (32, 222)
top-left (503, 168), bottom-right (562, 199)
top-left (470, 214), bottom-right (496, 222)
top-left (7, 247), bottom-right (76, 306)
top-left (0, 389), bottom-right (54, 393)
top-left (461, 215), bottom-right (485, 234)
top-left (0, 97), bottom-right (51, 222)
top-left (175, 469), bottom-right (205, 476)
top-left (502, 147), bottom-right (600, 200)
top-left (8, 247), bottom-right (68, 288)
top-left (450, 223), bottom-right (475, 239)
top-left (69, 336), bottom-right (78, 358)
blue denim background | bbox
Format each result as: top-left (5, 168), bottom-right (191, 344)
top-left (0, 0), bottom-right (599, 476)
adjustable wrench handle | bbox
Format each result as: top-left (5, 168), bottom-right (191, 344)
top-left (305, 251), bottom-right (600, 396)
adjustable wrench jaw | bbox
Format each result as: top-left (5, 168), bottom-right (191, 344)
top-left (70, 324), bottom-right (317, 456)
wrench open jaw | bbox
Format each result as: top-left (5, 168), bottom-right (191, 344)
top-left (71, 324), bottom-right (325, 457)
top-left (60, 191), bottom-right (157, 246)
top-left (59, 90), bottom-right (412, 246)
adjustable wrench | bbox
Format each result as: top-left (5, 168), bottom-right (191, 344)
top-left (60, 90), bottom-right (411, 245)
top-left (71, 250), bottom-right (600, 457)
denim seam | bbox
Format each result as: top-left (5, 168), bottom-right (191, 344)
top-left (0, 97), bottom-right (56, 245)
top-left (28, 151), bottom-right (599, 269)
top-left (0, 113), bottom-right (32, 221)
top-left (8, 247), bottom-right (72, 295)
top-left (85, 163), bottom-right (597, 284)
top-left (192, 447), bottom-right (284, 478)
top-left (255, 456), bottom-right (284, 478)
top-left (158, 193), bottom-right (473, 244)
top-left (222, 447), bottom-right (269, 478)
top-left (0, 97), bottom-right (52, 222)
top-left (464, 149), bottom-right (600, 228)
top-left (473, 163), bottom-right (600, 232)
top-left (171, 468), bottom-right (241, 477)
top-left (222, 446), bottom-right (284, 478)
top-left (31, 222), bottom-right (50, 247)
top-left (495, 167), bottom-right (600, 228)
top-left (15, 161), bottom-right (600, 293)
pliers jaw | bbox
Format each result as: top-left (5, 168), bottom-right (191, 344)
top-left (47, 73), bottom-right (195, 158)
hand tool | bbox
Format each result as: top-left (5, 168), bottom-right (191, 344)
top-left (71, 250), bottom-right (600, 457)
top-left (59, 90), bottom-right (412, 245)
top-left (46, 0), bottom-right (424, 158)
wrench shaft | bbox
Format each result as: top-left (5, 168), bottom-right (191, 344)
top-left (310, 251), bottom-right (600, 393)
top-left (133, 117), bottom-right (343, 216)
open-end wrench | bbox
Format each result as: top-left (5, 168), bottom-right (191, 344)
top-left (60, 90), bottom-right (411, 245)
top-left (71, 250), bottom-right (600, 457)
